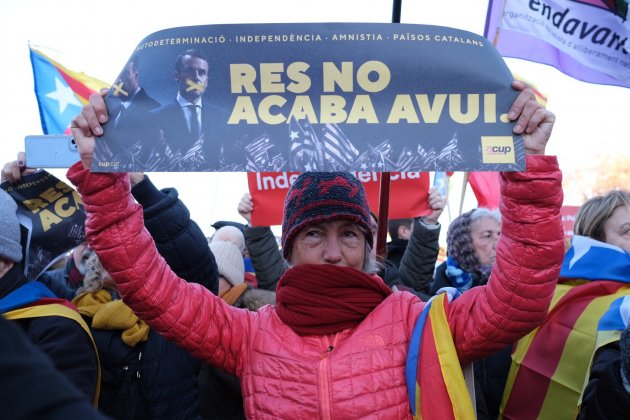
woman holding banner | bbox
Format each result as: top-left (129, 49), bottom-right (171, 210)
top-left (68, 81), bottom-right (564, 418)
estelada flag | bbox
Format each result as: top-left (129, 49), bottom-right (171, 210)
top-left (501, 236), bottom-right (630, 419)
top-left (248, 171), bottom-right (430, 226)
top-left (29, 46), bottom-right (109, 134)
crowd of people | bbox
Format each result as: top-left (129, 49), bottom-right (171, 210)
top-left (0, 79), bottom-right (628, 420)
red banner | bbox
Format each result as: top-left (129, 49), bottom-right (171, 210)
top-left (248, 172), bottom-right (431, 226)
top-left (560, 206), bottom-right (580, 238)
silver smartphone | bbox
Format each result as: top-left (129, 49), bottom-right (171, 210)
top-left (24, 135), bottom-right (79, 168)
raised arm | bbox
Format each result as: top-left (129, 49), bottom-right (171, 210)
top-left (398, 187), bottom-right (445, 295)
top-left (238, 193), bottom-right (287, 291)
top-left (68, 92), bottom-right (253, 375)
top-left (447, 81), bottom-right (564, 363)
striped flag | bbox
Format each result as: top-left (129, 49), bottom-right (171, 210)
top-left (406, 290), bottom-right (475, 419)
top-left (288, 117), bottom-right (324, 171)
top-left (245, 134), bottom-right (286, 171)
top-left (501, 236), bottom-right (630, 419)
top-left (501, 281), bottom-right (630, 419)
top-left (29, 46), bottom-right (109, 134)
top-left (595, 295), bottom-right (630, 351)
top-left (320, 123), bottom-right (359, 170)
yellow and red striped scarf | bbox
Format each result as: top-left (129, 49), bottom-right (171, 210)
top-left (406, 291), bottom-right (475, 419)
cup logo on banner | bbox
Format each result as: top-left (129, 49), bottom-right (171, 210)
top-left (91, 23), bottom-right (524, 173)
top-left (248, 171), bottom-right (430, 226)
top-left (1, 171), bottom-right (86, 281)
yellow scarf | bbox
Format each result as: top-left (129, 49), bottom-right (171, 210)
top-left (73, 290), bottom-right (150, 347)
top-left (220, 283), bottom-right (249, 306)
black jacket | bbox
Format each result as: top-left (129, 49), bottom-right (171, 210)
top-left (578, 342), bottom-right (630, 420)
top-left (386, 238), bottom-right (408, 268)
top-left (0, 264), bottom-right (99, 402)
top-left (397, 218), bottom-right (440, 298)
top-left (88, 176), bottom-right (218, 419)
top-left (0, 316), bottom-right (106, 420)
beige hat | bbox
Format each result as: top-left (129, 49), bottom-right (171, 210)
top-left (209, 241), bottom-right (244, 286)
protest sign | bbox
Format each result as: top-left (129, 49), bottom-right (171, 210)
top-left (248, 171), bottom-right (430, 226)
top-left (1, 171), bottom-right (86, 281)
top-left (92, 23), bottom-right (524, 173)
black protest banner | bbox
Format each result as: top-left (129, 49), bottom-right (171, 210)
top-left (1, 171), bottom-right (86, 281)
top-left (92, 23), bottom-right (523, 173)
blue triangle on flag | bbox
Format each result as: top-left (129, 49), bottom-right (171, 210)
top-left (29, 48), bottom-right (83, 134)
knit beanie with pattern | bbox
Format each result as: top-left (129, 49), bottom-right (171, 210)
top-left (281, 172), bottom-right (372, 259)
top-left (0, 189), bottom-right (22, 263)
top-left (446, 209), bottom-right (478, 274)
top-left (210, 241), bottom-right (244, 286)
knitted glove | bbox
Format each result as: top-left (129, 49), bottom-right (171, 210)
top-left (621, 325), bottom-right (630, 394)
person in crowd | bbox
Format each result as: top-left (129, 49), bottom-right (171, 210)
top-left (0, 316), bottom-right (107, 420)
top-left (211, 221), bottom-right (247, 238)
top-left (235, 195), bottom-right (287, 290)
top-left (71, 170), bottom-right (218, 419)
top-left (211, 225), bottom-right (246, 255)
top-left (69, 80), bottom-right (564, 418)
top-left (210, 221), bottom-right (257, 285)
top-left (579, 323), bottom-right (630, 420)
top-left (2, 152), bottom-right (95, 300)
top-left (73, 253), bottom-right (205, 419)
top-left (501, 189), bottom-right (630, 420)
top-left (0, 188), bottom-right (100, 405)
top-left (198, 240), bottom-right (275, 420)
top-left (428, 206), bottom-right (506, 418)
top-left (236, 187), bottom-right (445, 299)
top-left (209, 240), bottom-right (274, 310)
top-left (38, 242), bottom-right (94, 300)
top-left (387, 218), bottom-right (414, 268)
top-left (0, 151), bottom-right (36, 183)
top-left (430, 207), bottom-right (501, 295)
top-left (395, 187), bottom-right (446, 297)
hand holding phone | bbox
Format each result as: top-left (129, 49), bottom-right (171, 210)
top-left (24, 135), bottom-right (79, 169)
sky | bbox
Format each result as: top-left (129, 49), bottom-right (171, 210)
top-left (0, 0), bottom-right (628, 237)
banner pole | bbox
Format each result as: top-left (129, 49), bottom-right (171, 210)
top-left (376, 172), bottom-right (391, 261)
top-left (459, 172), bottom-right (469, 216)
top-left (392, 0), bottom-right (402, 23)
top-left (376, 0), bottom-right (402, 262)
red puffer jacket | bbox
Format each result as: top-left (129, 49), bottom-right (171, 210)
top-left (68, 155), bottom-right (564, 419)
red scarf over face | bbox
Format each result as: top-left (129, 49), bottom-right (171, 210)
top-left (275, 264), bottom-right (392, 336)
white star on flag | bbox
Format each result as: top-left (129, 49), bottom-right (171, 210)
top-left (569, 235), bottom-right (623, 269)
top-left (45, 76), bottom-right (81, 113)
top-left (290, 131), bottom-right (299, 140)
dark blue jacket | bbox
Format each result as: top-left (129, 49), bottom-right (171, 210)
top-left (0, 316), bottom-right (106, 420)
top-left (89, 175), bottom-right (218, 419)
